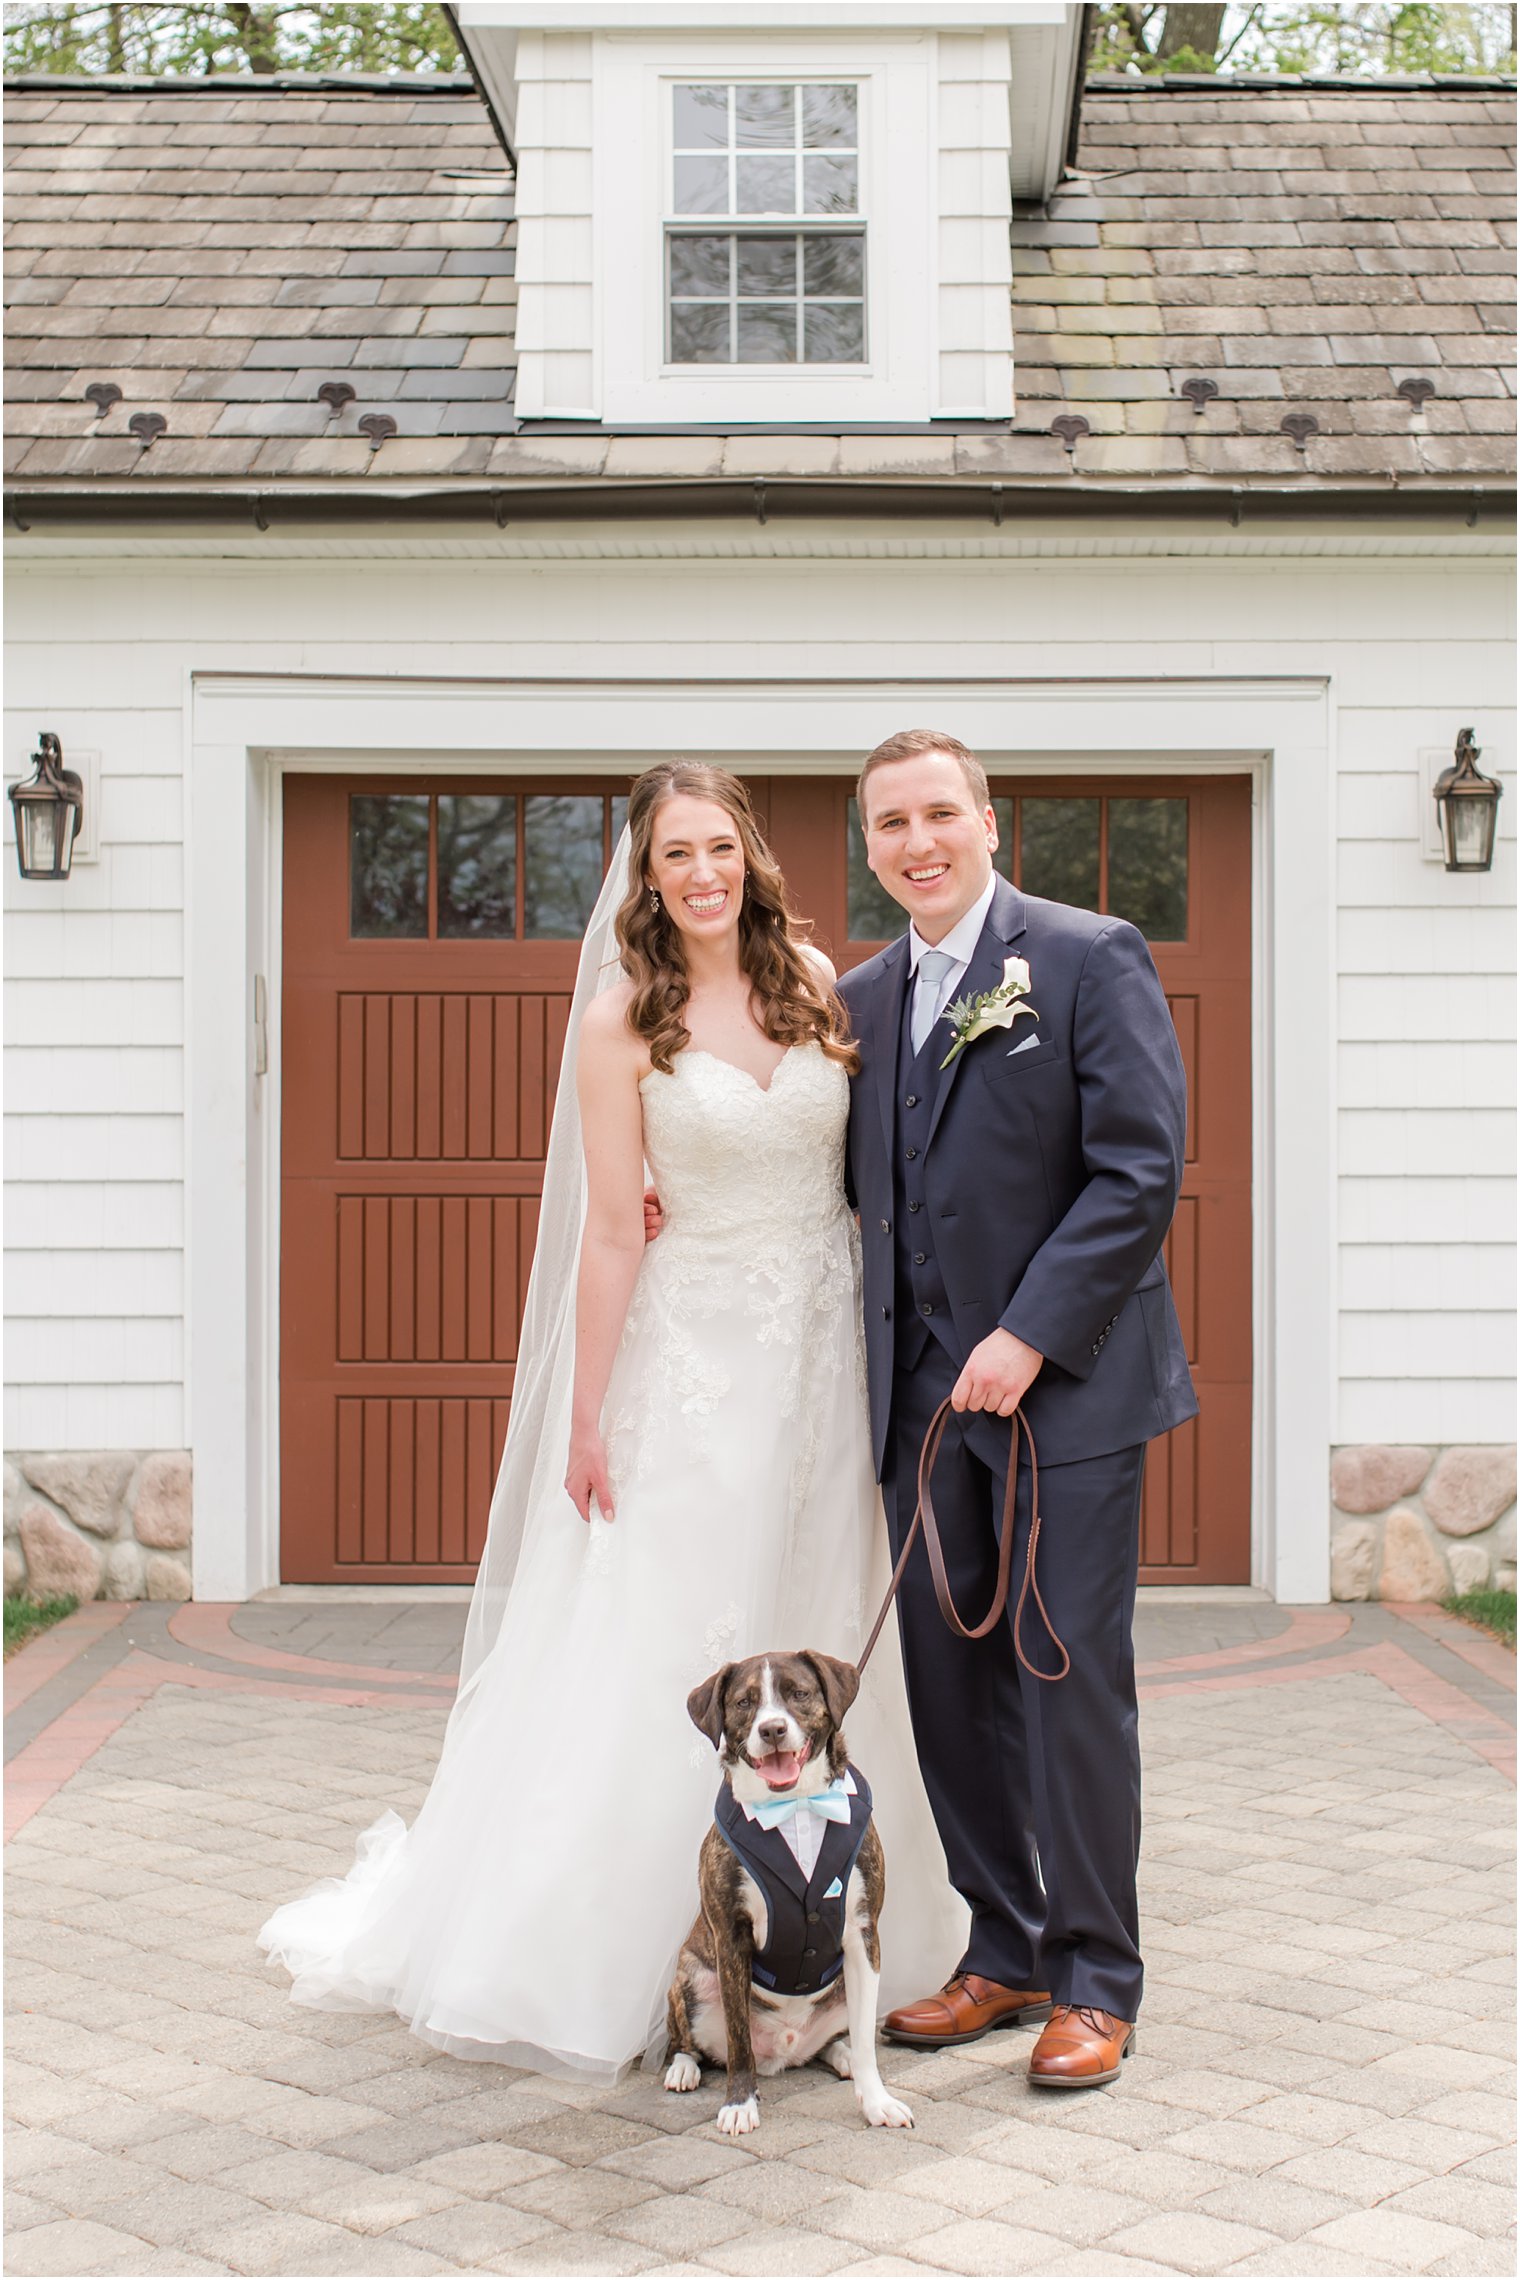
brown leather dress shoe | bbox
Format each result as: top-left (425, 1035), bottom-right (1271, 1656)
top-left (882, 1975), bottom-right (1054, 2049)
top-left (1028, 2004), bottom-right (1135, 2087)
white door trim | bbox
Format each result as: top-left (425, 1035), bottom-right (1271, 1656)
top-left (187, 671), bottom-right (1331, 1603)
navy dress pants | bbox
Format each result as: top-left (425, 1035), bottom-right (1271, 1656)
top-left (882, 1340), bottom-right (1147, 2021)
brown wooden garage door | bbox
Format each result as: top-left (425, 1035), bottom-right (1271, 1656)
top-left (281, 771), bottom-right (1249, 1585)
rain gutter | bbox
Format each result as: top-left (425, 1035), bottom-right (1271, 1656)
top-left (5, 481), bottom-right (1513, 537)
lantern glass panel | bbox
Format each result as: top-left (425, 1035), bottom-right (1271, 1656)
top-left (20, 801), bottom-right (62, 875)
top-left (1446, 794), bottom-right (1495, 871)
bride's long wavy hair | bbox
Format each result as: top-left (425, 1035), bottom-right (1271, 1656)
top-left (616, 763), bottom-right (859, 1077)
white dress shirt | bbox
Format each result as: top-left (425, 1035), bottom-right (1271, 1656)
top-left (739, 1768), bottom-right (856, 1879)
top-left (909, 872), bottom-right (998, 1039)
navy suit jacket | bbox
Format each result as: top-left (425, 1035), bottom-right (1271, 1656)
top-left (838, 875), bottom-right (1198, 1473)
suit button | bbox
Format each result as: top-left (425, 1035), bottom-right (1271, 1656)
top-left (905, 1147), bottom-right (918, 1161)
top-left (882, 1306), bottom-right (891, 1320)
top-left (907, 1201), bottom-right (921, 1214)
top-left (921, 1303), bottom-right (934, 1317)
top-left (905, 1094), bottom-right (918, 1109)
top-left (879, 1219), bottom-right (891, 1234)
top-left (803, 1946), bottom-right (817, 1958)
top-left (913, 1252), bottom-right (926, 1265)
top-left (807, 1911), bottom-right (820, 1924)
top-left (1092, 1343), bottom-right (1101, 1356)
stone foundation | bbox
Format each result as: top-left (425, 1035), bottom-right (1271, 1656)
top-left (1330, 1444), bottom-right (1517, 1603)
top-left (3, 1453), bottom-right (191, 1602)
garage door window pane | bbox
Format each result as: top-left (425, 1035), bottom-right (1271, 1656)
top-left (438, 795), bottom-right (516, 939)
top-left (1021, 798), bottom-right (1099, 910)
top-left (846, 806), bottom-right (905, 940)
top-left (1108, 798), bottom-right (1188, 940)
top-left (351, 795), bottom-right (428, 938)
top-left (524, 796), bottom-right (606, 938)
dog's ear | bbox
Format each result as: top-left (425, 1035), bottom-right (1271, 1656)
top-left (686, 1664), bottom-right (734, 1748)
top-left (802, 1651), bottom-right (860, 1730)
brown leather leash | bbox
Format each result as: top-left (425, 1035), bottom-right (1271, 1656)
top-left (856, 1397), bottom-right (1069, 1684)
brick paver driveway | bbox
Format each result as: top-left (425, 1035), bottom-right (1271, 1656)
top-left (5, 1597), bottom-right (1514, 2280)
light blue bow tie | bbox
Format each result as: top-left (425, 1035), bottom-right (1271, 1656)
top-left (749, 1778), bottom-right (852, 1832)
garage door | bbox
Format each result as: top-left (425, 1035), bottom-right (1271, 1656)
top-left (281, 770), bottom-right (1249, 1584)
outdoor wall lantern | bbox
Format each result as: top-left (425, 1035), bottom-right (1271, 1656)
top-left (8, 731), bottom-right (85, 881)
top-left (1432, 728), bottom-right (1503, 874)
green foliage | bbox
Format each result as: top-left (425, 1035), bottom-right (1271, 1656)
top-left (1089, 4), bottom-right (1516, 76)
top-left (1444, 1588), bottom-right (1517, 1650)
top-left (4, 1591), bottom-right (80, 1658)
top-left (2, 3), bottom-right (461, 77)
top-left (1150, 43), bottom-right (1221, 70)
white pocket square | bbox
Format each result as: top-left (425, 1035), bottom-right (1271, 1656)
top-left (1006, 1034), bottom-right (1041, 1057)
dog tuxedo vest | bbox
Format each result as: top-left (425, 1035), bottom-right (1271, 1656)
top-left (714, 1768), bottom-right (874, 1996)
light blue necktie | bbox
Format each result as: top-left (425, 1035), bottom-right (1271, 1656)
top-left (749, 1777), bottom-right (853, 1833)
top-left (911, 948), bottom-right (956, 1057)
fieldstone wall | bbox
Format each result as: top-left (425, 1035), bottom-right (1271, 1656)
top-left (3, 1453), bottom-right (192, 1602)
top-left (1330, 1445), bottom-right (1517, 1602)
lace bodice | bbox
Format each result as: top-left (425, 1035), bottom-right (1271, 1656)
top-left (638, 1042), bottom-right (850, 1246)
top-left (605, 1041), bottom-right (865, 1510)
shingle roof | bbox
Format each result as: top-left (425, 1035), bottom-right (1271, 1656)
top-left (4, 70), bottom-right (1515, 492)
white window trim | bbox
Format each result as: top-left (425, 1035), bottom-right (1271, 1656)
top-left (594, 31), bottom-right (934, 426)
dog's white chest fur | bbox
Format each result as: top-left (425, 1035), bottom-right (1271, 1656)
top-left (684, 1961), bottom-right (848, 2075)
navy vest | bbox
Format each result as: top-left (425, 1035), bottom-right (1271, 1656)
top-left (891, 966), bottom-right (958, 1371)
top-left (714, 1770), bottom-right (873, 1996)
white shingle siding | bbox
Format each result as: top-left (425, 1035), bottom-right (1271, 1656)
top-left (512, 30), bottom-right (597, 418)
top-left (935, 30), bottom-right (1014, 419)
top-left (1335, 690), bottom-right (1516, 1448)
top-left (3, 672), bottom-right (186, 1451)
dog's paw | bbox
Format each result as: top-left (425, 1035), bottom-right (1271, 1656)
top-left (716, 2095), bottom-right (760, 2137)
top-left (819, 2037), bottom-right (853, 2081)
top-left (859, 2086), bottom-right (914, 2130)
top-left (663, 2053), bottom-right (702, 2094)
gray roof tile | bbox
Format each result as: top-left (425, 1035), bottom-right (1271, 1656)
top-left (4, 71), bottom-right (1513, 491)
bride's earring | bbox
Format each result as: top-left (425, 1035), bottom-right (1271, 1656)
top-left (649, 889), bottom-right (661, 913)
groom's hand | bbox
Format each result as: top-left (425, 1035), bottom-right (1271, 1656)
top-left (643, 1187), bottom-right (664, 1243)
top-left (952, 1329), bottom-right (1044, 1418)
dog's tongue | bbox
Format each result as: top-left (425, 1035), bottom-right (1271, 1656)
top-left (758, 1750), bottom-right (804, 1792)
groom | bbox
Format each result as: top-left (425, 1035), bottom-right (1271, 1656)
top-left (837, 730), bottom-right (1196, 2087)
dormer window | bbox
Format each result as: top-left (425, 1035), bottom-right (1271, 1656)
top-left (481, 12), bottom-right (1058, 429)
top-left (668, 81), bottom-right (866, 367)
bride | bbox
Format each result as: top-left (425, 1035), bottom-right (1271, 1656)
top-left (259, 761), bottom-right (964, 2081)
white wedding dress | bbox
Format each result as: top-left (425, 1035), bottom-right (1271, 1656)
top-left (259, 1039), bottom-right (966, 2081)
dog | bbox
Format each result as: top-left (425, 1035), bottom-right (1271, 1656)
top-left (662, 1648), bottom-right (913, 2137)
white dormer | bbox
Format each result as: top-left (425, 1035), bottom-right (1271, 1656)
top-left (454, 2), bottom-right (1085, 425)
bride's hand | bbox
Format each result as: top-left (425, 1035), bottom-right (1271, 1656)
top-left (565, 1430), bottom-right (616, 1524)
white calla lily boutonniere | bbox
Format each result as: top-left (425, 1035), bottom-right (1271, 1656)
top-left (940, 954), bottom-right (1037, 1070)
